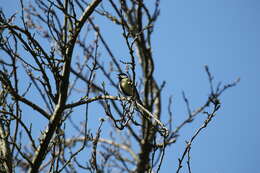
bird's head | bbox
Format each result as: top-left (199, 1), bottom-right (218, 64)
top-left (118, 73), bottom-right (128, 81)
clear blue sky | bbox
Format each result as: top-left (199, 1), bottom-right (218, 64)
top-left (2, 0), bottom-right (260, 173)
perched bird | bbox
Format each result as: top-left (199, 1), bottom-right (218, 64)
top-left (118, 73), bottom-right (141, 103)
top-left (118, 73), bottom-right (168, 136)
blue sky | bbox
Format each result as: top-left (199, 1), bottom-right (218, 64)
top-left (155, 0), bottom-right (260, 172)
top-left (2, 0), bottom-right (260, 172)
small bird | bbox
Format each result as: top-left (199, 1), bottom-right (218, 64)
top-left (118, 73), bottom-right (168, 136)
top-left (118, 73), bottom-right (141, 103)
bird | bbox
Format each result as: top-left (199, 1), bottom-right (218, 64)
top-left (118, 73), bottom-right (169, 137)
top-left (117, 73), bottom-right (142, 104)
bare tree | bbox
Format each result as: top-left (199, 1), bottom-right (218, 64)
top-left (0, 0), bottom-right (239, 172)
